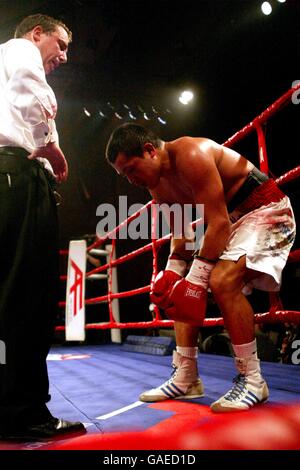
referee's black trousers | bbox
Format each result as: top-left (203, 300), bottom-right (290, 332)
top-left (0, 149), bottom-right (59, 432)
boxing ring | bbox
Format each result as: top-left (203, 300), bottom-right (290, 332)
top-left (57, 84), bottom-right (299, 451)
top-left (60, 82), bottom-right (300, 332)
top-left (2, 85), bottom-right (299, 453)
top-left (53, 84), bottom-right (300, 451)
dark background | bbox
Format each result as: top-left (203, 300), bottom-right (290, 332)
top-left (1, 0), bottom-right (299, 324)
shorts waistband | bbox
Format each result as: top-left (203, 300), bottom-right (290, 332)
top-left (227, 167), bottom-right (269, 213)
top-left (228, 179), bottom-right (286, 224)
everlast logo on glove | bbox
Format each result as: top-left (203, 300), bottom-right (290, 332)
top-left (185, 287), bottom-right (202, 298)
top-left (168, 258), bottom-right (215, 325)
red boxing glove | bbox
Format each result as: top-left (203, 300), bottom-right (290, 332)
top-left (168, 280), bottom-right (208, 325)
top-left (150, 270), bottom-right (182, 309)
top-left (150, 255), bottom-right (187, 309)
top-left (168, 258), bottom-right (215, 326)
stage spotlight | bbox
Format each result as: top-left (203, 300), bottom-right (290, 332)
top-left (157, 117), bottom-right (167, 125)
top-left (261, 2), bottom-right (272, 15)
top-left (129, 112), bottom-right (137, 120)
top-left (179, 90), bottom-right (194, 105)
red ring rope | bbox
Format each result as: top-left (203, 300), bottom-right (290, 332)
top-left (57, 83), bottom-right (300, 330)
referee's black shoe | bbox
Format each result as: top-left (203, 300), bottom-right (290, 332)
top-left (0, 416), bottom-right (86, 441)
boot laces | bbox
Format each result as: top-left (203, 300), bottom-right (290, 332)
top-left (224, 374), bottom-right (247, 401)
top-left (159, 362), bottom-right (178, 388)
top-left (167, 362), bottom-right (178, 383)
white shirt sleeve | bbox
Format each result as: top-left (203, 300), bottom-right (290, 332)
top-left (4, 39), bottom-right (58, 148)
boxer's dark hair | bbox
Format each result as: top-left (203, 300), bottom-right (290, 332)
top-left (106, 123), bottom-right (162, 163)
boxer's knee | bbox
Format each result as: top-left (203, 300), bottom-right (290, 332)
top-left (209, 262), bottom-right (242, 300)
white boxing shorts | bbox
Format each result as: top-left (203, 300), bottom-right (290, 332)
top-left (220, 189), bottom-right (296, 292)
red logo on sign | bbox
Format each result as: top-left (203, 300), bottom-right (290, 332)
top-left (70, 260), bottom-right (83, 316)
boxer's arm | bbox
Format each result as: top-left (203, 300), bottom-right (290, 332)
top-left (176, 139), bottom-right (231, 258)
top-left (150, 205), bottom-right (192, 309)
top-left (167, 140), bottom-right (231, 324)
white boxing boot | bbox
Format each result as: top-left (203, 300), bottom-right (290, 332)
top-left (210, 354), bottom-right (269, 412)
top-left (139, 351), bottom-right (204, 402)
